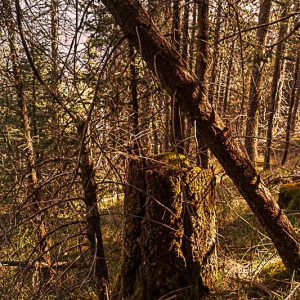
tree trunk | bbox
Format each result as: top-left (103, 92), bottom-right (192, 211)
top-left (77, 121), bottom-right (110, 300)
top-left (281, 55), bottom-right (300, 165)
top-left (3, 0), bottom-right (52, 291)
top-left (120, 154), bottom-right (216, 299)
top-left (245, 0), bottom-right (272, 163)
top-left (49, 0), bottom-right (60, 147)
top-left (188, 2), bottom-right (197, 71)
top-left (264, 3), bottom-right (289, 170)
top-left (100, 0), bottom-right (300, 271)
top-left (181, 0), bottom-right (190, 63)
top-left (291, 67), bottom-right (300, 134)
top-left (195, 0), bottom-right (209, 168)
top-left (208, 0), bottom-right (222, 104)
top-left (172, 0), bottom-right (182, 52)
top-left (172, 0), bottom-right (185, 153)
top-left (129, 43), bottom-right (140, 153)
top-left (222, 39), bottom-right (235, 118)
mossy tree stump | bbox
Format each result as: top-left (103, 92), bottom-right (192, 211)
top-left (279, 182), bottom-right (300, 210)
top-left (120, 153), bottom-right (217, 300)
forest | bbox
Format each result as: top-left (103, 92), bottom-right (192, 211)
top-left (0, 0), bottom-right (299, 299)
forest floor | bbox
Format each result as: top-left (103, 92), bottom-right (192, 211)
top-left (100, 151), bottom-right (300, 300)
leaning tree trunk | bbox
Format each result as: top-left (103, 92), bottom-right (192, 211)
top-left (120, 154), bottom-right (216, 299)
top-left (245, 0), bottom-right (272, 163)
top-left (100, 0), bottom-right (300, 272)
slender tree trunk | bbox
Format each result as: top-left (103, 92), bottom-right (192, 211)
top-left (172, 0), bottom-right (182, 52)
top-left (214, 51), bottom-right (225, 111)
top-left (3, 0), bottom-right (52, 291)
top-left (264, 4), bottom-right (289, 170)
top-left (291, 68), bottom-right (300, 133)
top-left (188, 2), bottom-right (197, 71)
top-left (129, 43), bottom-right (140, 153)
top-left (100, 0), bottom-right (300, 271)
top-left (51, 0), bottom-right (59, 84)
top-left (195, 0), bottom-right (209, 94)
top-left (172, 0), bottom-right (185, 153)
top-left (290, 1), bottom-right (300, 135)
top-left (195, 0), bottom-right (209, 168)
top-left (50, 0), bottom-right (60, 146)
top-left (223, 39), bottom-right (235, 118)
top-left (282, 55), bottom-right (300, 165)
top-left (182, 0), bottom-right (190, 63)
top-left (245, 0), bottom-right (272, 163)
top-left (77, 120), bottom-right (110, 300)
top-left (208, 0), bottom-right (222, 104)
top-left (164, 98), bottom-right (170, 152)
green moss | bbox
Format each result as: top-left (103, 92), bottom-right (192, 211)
top-left (279, 182), bottom-right (300, 210)
top-left (148, 152), bottom-right (189, 167)
top-left (260, 259), bottom-right (290, 280)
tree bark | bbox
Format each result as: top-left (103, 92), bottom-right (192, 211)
top-left (172, 0), bottom-right (185, 153)
top-left (195, 0), bottom-right (209, 168)
top-left (188, 2), bottom-right (197, 71)
top-left (120, 158), bottom-right (147, 298)
top-left (77, 120), bottom-right (110, 300)
top-left (282, 55), bottom-right (300, 166)
top-left (181, 0), bottom-right (190, 63)
top-left (245, 0), bottom-right (272, 163)
top-left (100, 0), bottom-right (300, 271)
top-left (208, 0), bottom-right (222, 104)
top-left (264, 3), bottom-right (289, 170)
top-left (49, 0), bottom-right (60, 146)
top-left (129, 43), bottom-right (140, 153)
top-left (223, 39), bottom-right (235, 118)
top-left (120, 155), bottom-right (216, 299)
top-left (3, 0), bottom-right (52, 291)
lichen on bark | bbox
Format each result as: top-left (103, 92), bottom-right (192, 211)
top-left (119, 153), bottom-right (217, 299)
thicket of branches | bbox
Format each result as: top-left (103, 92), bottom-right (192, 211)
top-left (0, 0), bottom-right (299, 298)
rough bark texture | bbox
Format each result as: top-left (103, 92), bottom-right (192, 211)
top-left (77, 121), bottom-right (109, 300)
top-left (100, 0), bottom-right (300, 271)
top-left (120, 154), bottom-right (216, 299)
top-left (245, 0), bottom-right (272, 163)
top-left (120, 158), bottom-right (147, 298)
